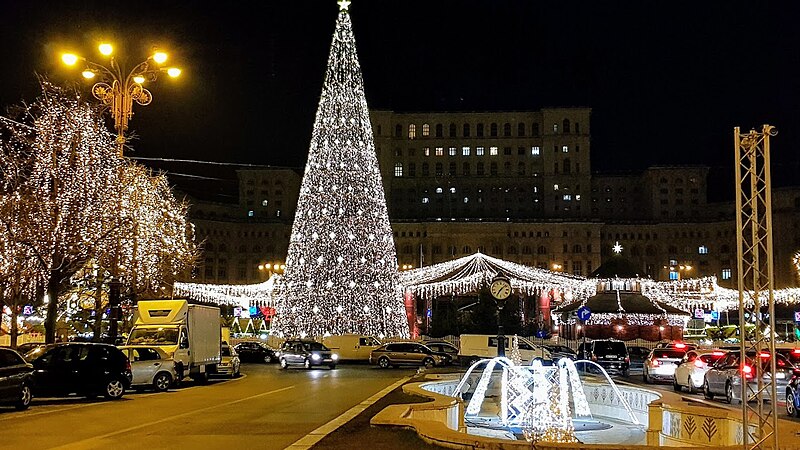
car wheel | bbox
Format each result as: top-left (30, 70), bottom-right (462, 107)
top-left (787, 390), bottom-right (799, 417)
top-left (264, 355), bottom-right (272, 364)
top-left (423, 358), bottom-right (434, 369)
top-left (329, 364), bottom-right (337, 370)
top-left (195, 371), bottom-right (209, 384)
top-left (153, 373), bottom-right (172, 392)
top-left (703, 380), bottom-right (714, 400)
top-left (15, 384), bottom-right (32, 410)
top-left (378, 356), bottom-right (390, 369)
top-left (103, 378), bottom-right (125, 400)
top-left (234, 364), bottom-right (241, 378)
top-left (673, 377), bottom-right (682, 392)
top-left (726, 382), bottom-right (737, 404)
top-left (280, 358), bottom-right (288, 369)
top-left (304, 359), bottom-right (311, 369)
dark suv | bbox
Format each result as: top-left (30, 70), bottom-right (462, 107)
top-left (24, 343), bottom-right (132, 400)
top-left (0, 347), bottom-right (34, 410)
top-left (278, 340), bottom-right (338, 370)
top-left (578, 339), bottom-right (630, 376)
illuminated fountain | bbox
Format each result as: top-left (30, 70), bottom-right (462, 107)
top-left (452, 357), bottom-right (641, 444)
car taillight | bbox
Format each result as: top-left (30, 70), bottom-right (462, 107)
top-left (694, 359), bottom-right (705, 368)
top-left (625, 356), bottom-right (630, 363)
top-left (793, 349), bottom-right (800, 355)
top-left (759, 352), bottom-right (771, 359)
top-left (712, 351), bottom-right (725, 356)
top-left (742, 364), bottom-right (753, 378)
top-left (674, 343), bottom-right (686, 349)
top-left (650, 359), bottom-right (661, 367)
top-left (125, 359), bottom-right (132, 372)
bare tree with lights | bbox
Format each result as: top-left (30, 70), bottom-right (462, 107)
top-left (273, 1), bottom-right (408, 339)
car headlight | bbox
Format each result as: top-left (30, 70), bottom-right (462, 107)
top-left (332, 354), bottom-right (339, 360)
top-left (312, 354), bottom-right (321, 360)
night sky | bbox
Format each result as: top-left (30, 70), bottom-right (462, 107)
top-left (0, 1), bottom-right (798, 200)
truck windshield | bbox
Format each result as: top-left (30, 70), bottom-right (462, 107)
top-left (128, 327), bottom-right (179, 345)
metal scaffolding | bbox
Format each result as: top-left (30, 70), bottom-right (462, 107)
top-left (734, 125), bottom-right (778, 449)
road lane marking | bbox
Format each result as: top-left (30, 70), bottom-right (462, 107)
top-left (50, 384), bottom-right (295, 449)
top-left (0, 374), bottom-right (248, 422)
top-left (284, 376), bottom-right (410, 450)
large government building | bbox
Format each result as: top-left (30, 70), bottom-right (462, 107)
top-left (177, 108), bottom-right (800, 295)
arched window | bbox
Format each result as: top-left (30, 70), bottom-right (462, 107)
top-left (435, 124), bottom-right (443, 137)
top-left (504, 161), bottom-right (512, 175)
top-left (408, 162), bottom-right (416, 177)
top-left (435, 163), bottom-right (443, 176)
top-left (463, 245), bottom-right (472, 254)
top-left (422, 123), bottom-right (430, 136)
top-left (449, 123), bottom-right (457, 137)
top-left (408, 124), bottom-right (416, 139)
top-left (522, 246), bottom-right (532, 255)
top-left (532, 122), bottom-right (540, 136)
top-left (422, 162), bottom-right (430, 176)
top-left (537, 245), bottom-right (547, 255)
top-left (463, 123), bottom-right (470, 137)
top-left (562, 119), bottom-right (570, 133)
top-left (572, 244), bottom-right (582, 253)
top-left (477, 162), bottom-right (485, 176)
top-left (517, 123), bottom-right (525, 136)
top-left (395, 124), bottom-right (402, 137)
top-left (490, 123), bottom-right (498, 137)
top-left (477, 123), bottom-right (484, 137)
top-left (492, 245), bottom-right (502, 255)
top-left (575, 122), bottom-right (580, 134)
top-left (394, 162), bottom-right (403, 177)
top-left (448, 162), bottom-right (456, 176)
top-left (490, 162), bottom-right (498, 175)
top-left (462, 162), bottom-right (470, 176)
top-left (503, 123), bottom-right (511, 136)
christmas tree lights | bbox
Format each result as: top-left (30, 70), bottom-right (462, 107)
top-left (272, 2), bottom-right (408, 339)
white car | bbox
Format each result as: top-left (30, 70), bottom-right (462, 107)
top-left (673, 349), bottom-right (727, 393)
top-left (117, 345), bottom-right (177, 392)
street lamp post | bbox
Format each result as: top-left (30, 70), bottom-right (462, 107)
top-left (61, 43), bottom-right (181, 156)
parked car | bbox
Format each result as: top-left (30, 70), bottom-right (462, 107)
top-left (233, 341), bottom-right (278, 363)
top-left (577, 339), bottom-right (630, 376)
top-left (217, 342), bottom-right (241, 377)
top-left (14, 343), bottom-right (46, 355)
top-left (703, 350), bottom-right (794, 404)
top-left (543, 344), bottom-right (577, 361)
top-left (370, 342), bottom-right (445, 369)
top-left (117, 345), bottom-right (177, 392)
top-left (643, 348), bottom-right (688, 384)
top-left (24, 343), bottom-right (132, 400)
top-left (655, 341), bottom-right (697, 351)
top-left (279, 340), bottom-right (338, 370)
top-left (784, 366), bottom-right (800, 417)
top-left (627, 346), bottom-right (652, 373)
top-left (673, 349), bottom-right (727, 393)
top-left (322, 334), bottom-right (382, 362)
top-left (774, 347), bottom-right (800, 367)
top-left (0, 347), bottom-right (34, 410)
top-left (423, 341), bottom-right (459, 365)
top-left (458, 334), bottom-right (550, 365)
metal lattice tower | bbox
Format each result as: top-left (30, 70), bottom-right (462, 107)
top-left (734, 125), bottom-right (778, 449)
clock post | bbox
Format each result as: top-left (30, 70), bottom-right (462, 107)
top-left (489, 271), bottom-right (512, 358)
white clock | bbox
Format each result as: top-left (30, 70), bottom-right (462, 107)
top-left (490, 277), bottom-right (512, 300)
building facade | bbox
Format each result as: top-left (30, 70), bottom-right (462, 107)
top-left (179, 108), bottom-right (800, 291)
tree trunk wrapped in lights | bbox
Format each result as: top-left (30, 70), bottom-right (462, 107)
top-left (273, 4), bottom-right (408, 339)
top-left (0, 79), bottom-right (198, 343)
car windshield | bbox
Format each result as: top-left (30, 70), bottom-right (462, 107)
top-left (303, 342), bottom-right (328, 351)
top-left (593, 341), bottom-right (626, 355)
top-left (699, 353), bottom-right (725, 364)
top-left (652, 350), bottom-right (685, 359)
top-left (23, 344), bottom-right (54, 362)
top-left (221, 346), bottom-right (232, 357)
top-left (128, 327), bottom-right (179, 345)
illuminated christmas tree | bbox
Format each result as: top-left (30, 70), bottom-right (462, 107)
top-left (273, 0), bottom-right (408, 339)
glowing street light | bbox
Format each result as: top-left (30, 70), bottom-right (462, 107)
top-left (61, 42), bottom-right (181, 156)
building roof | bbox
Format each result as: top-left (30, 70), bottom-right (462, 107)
top-left (553, 290), bottom-right (689, 316)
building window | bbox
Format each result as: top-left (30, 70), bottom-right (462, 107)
top-left (461, 146), bottom-right (470, 156)
top-left (698, 245), bottom-right (709, 254)
top-left (562, 145), bottom-right (569, 153)
top-left (449, 162), bottom-right (456, 175)
top-left (476, 146), bottom-right (485, 156)
top-left (531, 146), bottom-right (540, 156)
top-left (503, 123), bottom-right (511, 136)
top-left (490, 123), bottom-right (498, 137)
top-left (504, 147), bottom-right (512, 155)
top-left (449, 123), bottom-right (457, 137)
top-left (517, 123), bottom-right (525, 136)
top-left (436, 187), bottom-right (443, 194)
top-left (669, 271), bottom-right (679, 280)
top-left (394, 163), bottom-right (403, 177)
top-left (435, 163), bottom-right (443, 176)
top-left (395, 124), bottom-right (402, 137)
top-left (421, 123), bottom-right (430, 137)
top-left (477, 123), bottom-right (484, 137)
top-left (449, 147), bottom-right (457, 156)
top-left (563, 194), bottom-right (572, 201)
top-left (435, 124), bottom-right (443, 137)
top-left (408, 163), bottom-right (416, 177)
top-left (408, 124), bottom-right (416, 139)
top-left (563, 119), bottom-right (570, 133)
top-left (553, 184), bottom-right (559, 191)
top-left (435, 147), bottom-right (443, 156)
top-left (490, 146), bottom-right (498, 156)
top-left (422, 197), bottom-right (429, 204)
top-left (463, 162), bottom-right (470, 176)
top-left (248, 210), bottom-right (254, 217)
top-left (261, 199), bottom-right (268, 207)
top-left (553, 123), bottom-right (558, 133)
top-left (463, 123), bottom-right (470, 137)
top-left (424, 147), bottom-right (431, 156)
top-left (490, 162), bottom-right (498, 175)
top-left (422, 163), bottom-right (429, 176)
top-left (477, 162), bottom-right (485, 175)
top-left (722, 268), bottom-right (731, 280)
top-left (532, 122), bottom-right (540, 136)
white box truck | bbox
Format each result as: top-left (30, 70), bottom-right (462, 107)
top-left (127, 299), bottom-right (221, 383)
top-left (322, 334), bottom-right (381, 362)
top-left (458, 334), bottom-right (551, 366)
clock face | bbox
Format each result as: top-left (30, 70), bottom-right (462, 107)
top-left (490, 279), bottom-right (512, 300)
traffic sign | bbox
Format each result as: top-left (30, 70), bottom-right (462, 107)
top-left (577, 306), bottom-right (591, 322)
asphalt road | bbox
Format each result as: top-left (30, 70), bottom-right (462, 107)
top-left (0, 362), bottom-right (417, 450)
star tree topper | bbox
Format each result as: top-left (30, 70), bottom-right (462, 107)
top-left (338, 0), bottom-right (351, 11)
top-left (612, 241), bottom-right (623, 254)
